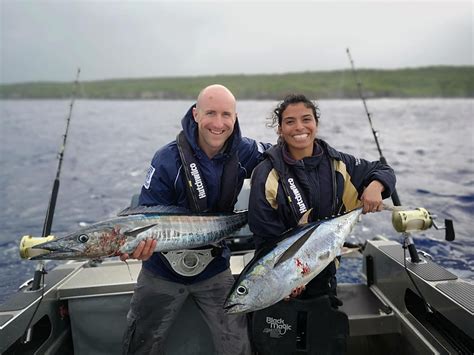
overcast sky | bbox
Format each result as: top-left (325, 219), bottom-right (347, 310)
top-left (1, 0), bottom-right (472, 84)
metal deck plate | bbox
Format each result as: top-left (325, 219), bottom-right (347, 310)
top-left (339, 284), bottom-right (388, 316)
top-left (379, 245), bottom-right (458, 281)
top-left (57, 261), bottom-right (141, 299)
top-left (436, 281), bottom-right (474, 313)
top-left (0, 268), bottom-right (75, 312)
top-left (0, 314), bottom-right (13, 327)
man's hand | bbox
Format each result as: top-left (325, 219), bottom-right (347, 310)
top-left (360, 180), bottom-right (385, 214)
top-left (120, 239), bottom-right (157, 262)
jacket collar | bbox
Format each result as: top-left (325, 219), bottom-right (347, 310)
top-left (265, 138), bottom-right (343, 171)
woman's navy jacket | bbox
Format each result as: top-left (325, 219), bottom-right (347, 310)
top-left (139, 104), bottom-right (268, 284)
top-left (248, 140), bottom-right (396, 248)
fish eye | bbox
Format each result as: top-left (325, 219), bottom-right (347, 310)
top-left (77, 234), bottom-right (89, 243)
top-left (236, 285), bottom-right (248, 296)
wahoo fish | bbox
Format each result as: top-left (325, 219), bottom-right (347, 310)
top-left (224, 209), bottom-right (362, 314)
top-left (29, 205), bottom-right (247, 260)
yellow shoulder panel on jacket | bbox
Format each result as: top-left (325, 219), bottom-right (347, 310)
top-left (265, 168), bottom-right (280, 210)
top-left (334, 161), bottom-right (363, 211)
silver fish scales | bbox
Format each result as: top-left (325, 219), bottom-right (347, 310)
top-left (30, 205), bottom-right (247, 260)
top-left (224, 209), bottom-right (362, 314)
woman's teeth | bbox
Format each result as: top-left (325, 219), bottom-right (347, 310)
top-left (293, 133), bottom-right (309, 141)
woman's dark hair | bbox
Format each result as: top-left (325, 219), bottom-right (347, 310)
top-left (267, 94), bottom-right (320, 128)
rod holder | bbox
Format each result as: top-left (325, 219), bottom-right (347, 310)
top-left (403, 234), bottom-right (421, 263)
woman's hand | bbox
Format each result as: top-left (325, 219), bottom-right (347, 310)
top-left (360, 180), bottom-right (385, 214)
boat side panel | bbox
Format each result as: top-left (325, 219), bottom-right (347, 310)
top-left (0, 267), bottom-right (76, 314)
top-left (364, 240), bottom-right (474, 351)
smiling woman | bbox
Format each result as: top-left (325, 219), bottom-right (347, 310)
top-left (247, 93), bottom-right (397, 352)
top-left (249, 92), bottom-right (396, 284)
top-left (278, 102), bottom-right (319, 160)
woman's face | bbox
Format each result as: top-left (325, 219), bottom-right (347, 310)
top-left (278, 102), bottom-right (318, 160)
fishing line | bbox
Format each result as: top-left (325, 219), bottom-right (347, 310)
top-left (402, 241), bottom-right (468, 354)
top-left (124, 260), bottom-right (134, 281)
top-left (402, 242), bottom-right (432, 313)
top-left (22, 271), bottom-right (46, 344)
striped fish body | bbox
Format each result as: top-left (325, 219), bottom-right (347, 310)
top-left (119, 213), bottom-right (247, 253)
top-left (30, 205), bottom-right (247, 260)
top-left (224, 209), bottom-right (362, 314)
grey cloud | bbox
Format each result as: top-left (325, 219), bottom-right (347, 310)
top-left (1, 0), bottom-right (472, 84)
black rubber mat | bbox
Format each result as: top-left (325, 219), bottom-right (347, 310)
top-left (379, 245), bottom-right (458, 282)
top-left (436, 281), bottom-right (474, 313)
top-left (339, 284), bottom-right (391, 316)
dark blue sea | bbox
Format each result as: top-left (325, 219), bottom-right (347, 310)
top-left (0, 99), bottom-right (473, 304)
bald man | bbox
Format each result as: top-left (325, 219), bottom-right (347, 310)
top-left (122, 85), bottom-right (269, 354)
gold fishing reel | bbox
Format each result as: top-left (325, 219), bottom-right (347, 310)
top-left (389, 206), bottom-right (454, 241)
top-left (391, 208), bottom-right (432, 233)
top-left (19, 235), bottom-right (55, 259)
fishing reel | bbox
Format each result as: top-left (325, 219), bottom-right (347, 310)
top-left (389, 206), bottom-right (455, 264)
top-left (390, 207), bottom-right (455, 241)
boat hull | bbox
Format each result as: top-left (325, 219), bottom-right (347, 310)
top-left (1, 239), bottom-right (472, 354)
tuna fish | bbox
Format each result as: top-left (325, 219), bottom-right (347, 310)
top-left (224, 209), bottom-right (362, 314)
top-left (29, 205), bottom-right (247, 260)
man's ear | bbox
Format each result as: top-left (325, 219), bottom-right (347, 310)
top-left (192, 107), bottom-right (198, 122)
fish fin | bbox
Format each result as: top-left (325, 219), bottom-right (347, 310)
top-left (297, 208), bottom-right (313, 225)
top-left (274, 224), bottom-right (318, 267)
top-left (117, 205), bottom-right (190, 216)
top-left (123, 224), bottom-right (157, 237)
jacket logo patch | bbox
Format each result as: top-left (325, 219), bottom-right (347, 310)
top-left (189, 163), bottom-right (206, 199)
top-left (144, 165), bottom-right (155, 189)
top-left (288, 178), bottom-right (307, 213)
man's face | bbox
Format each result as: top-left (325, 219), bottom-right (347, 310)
top-left (193, 88), bottom-right (237, 158)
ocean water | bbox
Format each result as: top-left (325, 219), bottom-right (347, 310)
top-left (0, 98), bottom-right (473, 304)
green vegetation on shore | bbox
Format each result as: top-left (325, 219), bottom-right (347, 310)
top-left (1, 66), bottom-right (473, 100)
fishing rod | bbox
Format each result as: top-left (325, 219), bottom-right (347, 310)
top-left (345, 50), bottom-right (453, 236)
top-left (345, 50), bottom-right (456, 324)
top-left (30, 67), bottom-right (81, 290)
top-left (346, 48), bottom-right (401, 207)
top-left (345, 49), bottom-right (424, 267)
top-left (21, 68), bottom-right (81, 345)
